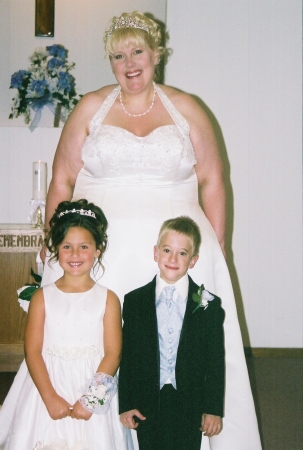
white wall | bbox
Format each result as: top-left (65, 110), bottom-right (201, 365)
top-left (166, 0), bottom-right (302, 347)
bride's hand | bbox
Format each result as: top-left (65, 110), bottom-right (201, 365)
top-left (40, 244), bottom-right (48, 264)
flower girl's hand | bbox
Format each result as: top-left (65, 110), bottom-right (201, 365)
top-left (70, 400), bottom-right (93, 421)
top-left (45, 394), bottom-right (73, 420)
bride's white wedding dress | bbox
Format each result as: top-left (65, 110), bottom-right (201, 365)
top-left (0, 84), bottom-right (261, 450)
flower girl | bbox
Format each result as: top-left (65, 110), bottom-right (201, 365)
top-left (4, 199), bottom-right (133, 450)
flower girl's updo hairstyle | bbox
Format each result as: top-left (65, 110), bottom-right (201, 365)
top-left (104, 11), bottom-right (166, 63)
top-left (46, 199), bottom-right (108, 272)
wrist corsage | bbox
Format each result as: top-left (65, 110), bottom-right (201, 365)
top-left (79, 372), bottom-right (117, 415)
top-left (192, 284), bottom-right (215, 313)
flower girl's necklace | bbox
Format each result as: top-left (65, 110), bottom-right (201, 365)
top-left (119, 82), bottom-right (156, 117)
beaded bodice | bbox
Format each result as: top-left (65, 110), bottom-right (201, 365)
top-left (80, 84), bottom-right (197, 185)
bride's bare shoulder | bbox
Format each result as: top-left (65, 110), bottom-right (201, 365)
top-left (158, 84), bottom-right (208, 124)
top-left (70, 84), bottom-right (118, 119)
top-left (158, 84), bottom-right (197, 109)
top-left (79, 84), bottom-right (118, 108)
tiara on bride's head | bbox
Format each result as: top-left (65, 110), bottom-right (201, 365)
top-left (58, 209), bottom-right (96, 219)
top-left (106, 17), bottom-right (150, 37)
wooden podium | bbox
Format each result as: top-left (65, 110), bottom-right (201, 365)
top-left (0, 225), bottom-right (44, 371)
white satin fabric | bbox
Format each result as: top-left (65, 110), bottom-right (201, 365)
top-left (3, 283), bottom-right (133, 450)
top-left (0, 84), bottom-right (261, 450)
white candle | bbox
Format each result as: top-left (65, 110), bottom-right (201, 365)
top-left (33, 161), bottom-right (47, 200)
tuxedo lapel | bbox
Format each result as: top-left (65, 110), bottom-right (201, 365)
top-left (140, 276), bottom-right (158, 337)
top-left (178, 276), bottom-right (199, 348)
top-left (142, 277), bottom-right (160, 380)
top-left (143, 276), bottom-right (157, 317)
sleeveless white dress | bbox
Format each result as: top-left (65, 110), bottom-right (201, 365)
top-left (4, 283), bottom-right (133, 450)
top-left (0, 84), bottom-right (262, 450)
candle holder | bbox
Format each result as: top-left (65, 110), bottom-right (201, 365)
top-left (33, 206), bottom-right (44, 229)
top-left (29, 199), bottom-right (46, 229)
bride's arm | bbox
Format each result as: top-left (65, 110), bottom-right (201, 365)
top-left (41, 90), bottom-right (108, 261)
top-left (193, 121), bottom-right (226, 255)
top-left (173, 90), bottom-right (226, 255)
top-left (44, 94), bottom-right (94, 231)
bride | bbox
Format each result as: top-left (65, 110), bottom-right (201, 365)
top-left (1, 11), bottom-right (261, 450)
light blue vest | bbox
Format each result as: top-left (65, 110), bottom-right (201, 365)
top-left (156, 286), bottom-right (186, 389)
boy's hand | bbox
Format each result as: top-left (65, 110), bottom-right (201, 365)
top-left (120, 409), bottom-right (146, 429)
top-left (70, 399), bottom-right (92, 421)
top-left (200, 413), bottom-right (223, 437)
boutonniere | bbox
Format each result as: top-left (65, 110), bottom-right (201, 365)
top-left (192, 284), bottom-right (215, 313)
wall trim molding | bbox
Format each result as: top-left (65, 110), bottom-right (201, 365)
top-left (244, 347), bottom-right (303, 358)
top-left (0, 344), bottom-right (24, 372)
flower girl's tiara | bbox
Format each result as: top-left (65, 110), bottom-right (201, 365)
top-left (58, 209), bottom-right (96, 219)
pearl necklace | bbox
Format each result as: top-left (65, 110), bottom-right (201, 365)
top-left (119, 82), bottom-right (156, 117)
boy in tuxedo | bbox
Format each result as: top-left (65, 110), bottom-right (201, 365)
top-left (119, 216), bottom-right (225, 450)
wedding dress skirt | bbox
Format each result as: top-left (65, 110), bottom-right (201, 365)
top-left (0, 84), bottom-right (261, 450)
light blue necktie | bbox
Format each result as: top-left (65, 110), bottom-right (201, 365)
top-left (163, 285), bottom-right (176, 313)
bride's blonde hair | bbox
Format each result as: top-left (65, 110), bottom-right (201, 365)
top-left (104, 11), bottom-right (166, 62)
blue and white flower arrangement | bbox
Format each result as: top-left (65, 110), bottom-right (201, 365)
top-left (9, 44), bottom-right (81, 130)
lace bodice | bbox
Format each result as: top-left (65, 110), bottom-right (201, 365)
top-left (80, 84), bottom-right (197, 185)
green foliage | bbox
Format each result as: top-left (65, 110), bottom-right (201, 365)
top-left (18, 269), bottom-right (41, 301)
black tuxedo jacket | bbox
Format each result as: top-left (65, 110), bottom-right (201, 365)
top-left (119, 275), bottom-right (225, 427)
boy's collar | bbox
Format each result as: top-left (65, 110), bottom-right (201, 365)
top-left (156, 273), bottom-right (189, 301)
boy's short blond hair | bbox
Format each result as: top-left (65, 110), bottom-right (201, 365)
top-left (157, 216), bottom-right (201, 256)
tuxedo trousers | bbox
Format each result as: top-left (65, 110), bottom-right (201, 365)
top-left (136, 384), bottom-right (202, 450)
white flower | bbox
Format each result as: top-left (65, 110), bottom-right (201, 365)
top-left (95, 384), bottom-right (107, 399)
top-left (192, 284), bottom-right (215, 313)
top-left (200, 289), bottom-right (215, 310)
top-left (84, 383), bottom-right (108, 407)
top-left (47, 77), bottom-right (59, 93)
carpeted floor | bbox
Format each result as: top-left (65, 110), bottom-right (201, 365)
top-left (0, 356), bottom-right (302, 449)
top-left (246, 355), bottom-right (302, 450)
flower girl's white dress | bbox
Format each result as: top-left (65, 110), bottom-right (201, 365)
top-left (0, 84), bottom-right (261, 450)
top-left (4, 283), bottom-right (133, 450)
